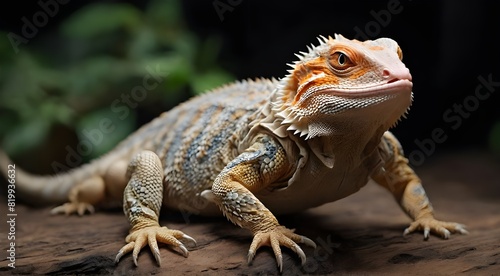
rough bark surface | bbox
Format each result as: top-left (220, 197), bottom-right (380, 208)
top-left (0, 151), bottom-right (499, 275)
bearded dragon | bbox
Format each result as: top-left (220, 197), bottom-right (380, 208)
top-left (0, 34), bottom-right (467, 272)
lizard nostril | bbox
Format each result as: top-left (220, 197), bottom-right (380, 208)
top-left (382, 67), bottom-right (412, 82)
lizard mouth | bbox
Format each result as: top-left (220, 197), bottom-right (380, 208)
top-left (321, 79), bottom-right (413, 98)
top-left (307, 79), bottom-right (412, 99)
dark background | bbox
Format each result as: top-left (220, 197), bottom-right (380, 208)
top-left (182, 0), bottom-right (500, 155)
top-left (0, 0), bottom-right (499, 171)
top-left (0, 2), bottom-right (499, 274)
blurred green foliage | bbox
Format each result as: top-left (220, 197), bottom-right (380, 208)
top-left (0, 0), bottom-right (234, 158)
top-left (489, 121), bottom-right (500, 154)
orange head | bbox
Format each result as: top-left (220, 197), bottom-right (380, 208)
top-left (272, 34), bottom-right (413, 139)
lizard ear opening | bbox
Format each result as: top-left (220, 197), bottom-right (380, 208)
top-left (397, 46), bottom-right (403, 61)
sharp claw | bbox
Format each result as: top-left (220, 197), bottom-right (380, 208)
top-left (152, 247), bottom-right (161, 266)
top-left (116, 227), bottom-right (196, 267)
top-left (403, 227), bottom-right (411, 236)
top-left (50, 203), bottom-right (95, 216)
top-left (405, 219), bottom-right (467, 240)
top-left (456, 224), bottom-right (469, 235)
top-left (77, 207), bottom-right (85, 216)
top-left (459, 228), bottom-right (469, 235)
top-left (301, 236), bottom-right (317, 248)
top-left (182, 234), bottom-right (197, 247)
top-left (443, 229), bottom-right (451, 239)
top-left (132, 240), bottom-right (144, 267)
top-left (179, 244), bottom-right (189, 257)
top-left (247, 250), bottom-right (255, 264)
top-left (423, 227), bottom-right (430, 240)
top-left (293, 244), bottom-right (307, 265)
top-left (248, 228), bottom-right (314, 272)
top-left (115, 251), bottom-right (123, 264)
top-left (50, 207), bottom-right (59, 215)
top-left (133, 253), bottom-right (138, 266)
top-left (277, 254), bottom-right (283, 273)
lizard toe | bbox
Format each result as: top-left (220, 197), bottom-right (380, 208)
top-left (404, 217), bottom-right (468, 240)
top-left (50, 202), bottom-right (95, 216)
top-left (116, 226), bottom-right (197, 266)
top-left (247, 226), bottom-right (316, 272)
top-left (115, 242), bottom-right (134, 264)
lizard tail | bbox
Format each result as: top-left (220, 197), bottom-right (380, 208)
top-left (0, 150), bottom-right (101, 205)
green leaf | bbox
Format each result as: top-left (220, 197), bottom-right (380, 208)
top-left (67, 56), bottom-right (117, 96)
top-left (171, 34), bottom-right (199, 62)
top-left (127, 27), bottom-right (157, 59)
top-left (39, 100), bottom-right (74, 125)
top-left (61, 3), bottom-right (142, 39)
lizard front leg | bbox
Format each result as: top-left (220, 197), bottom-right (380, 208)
top-left (372, 132), bottom-right (468, 239)
top-left (115, 150), bottom-right (196, 266)
top-left (201, 135), bottom-right (316, 272)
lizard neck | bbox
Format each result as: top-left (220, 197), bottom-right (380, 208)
top-left (305, 124), bottom-right (387, 169)
top-left (253, 83), bottom-right (409, 168)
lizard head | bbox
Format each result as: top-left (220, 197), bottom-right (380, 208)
top-left (272, 34), bottom-right (413, 139)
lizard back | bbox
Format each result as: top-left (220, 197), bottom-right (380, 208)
top-left (116, 79), bottom-right (279, 212)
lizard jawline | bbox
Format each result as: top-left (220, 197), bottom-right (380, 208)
top-left (299, 79), bottom-right (412, 103)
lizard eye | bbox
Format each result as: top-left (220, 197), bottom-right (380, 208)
top-left (329, 52), bottom-right (354, 70)
top-left (338, 53), bottom-right (346, 65)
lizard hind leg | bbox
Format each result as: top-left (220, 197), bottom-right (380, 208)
top-left (50, 175), bottom-right (106, 216)
top-left (115, 150), bottom-right (196, 266)
top-left (50, 158), bottom-right (129, 216)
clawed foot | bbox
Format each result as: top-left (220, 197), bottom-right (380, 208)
top-left (404, 217), bottom-right (468, 240)
top-left (51, 202), bottom-right (95, 216)
top-left (115, 226), bottom-right (197, 266)
top-left (248, 226), bottom-right (316, 272)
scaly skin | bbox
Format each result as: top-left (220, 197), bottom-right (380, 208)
top-left (0, 34), bottom-right (467, 272)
